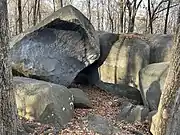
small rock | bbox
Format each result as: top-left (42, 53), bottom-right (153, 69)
top-left (88, 114), bottom-right (113, 135)
top-left (147, 110), bottom-right (157, 124)
top-left (68, 88), bottom-right (92, 108)
top-left (118, 102), bottom-right (149, 123)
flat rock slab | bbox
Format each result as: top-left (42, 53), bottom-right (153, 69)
top-left (96, 81), bottom-right (143, 104)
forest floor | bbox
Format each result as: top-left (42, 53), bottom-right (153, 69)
top-left (24, 85), bottom-right (151, 135)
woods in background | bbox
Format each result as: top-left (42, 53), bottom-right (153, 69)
top-left (8, 0), bottom-right (179, 37)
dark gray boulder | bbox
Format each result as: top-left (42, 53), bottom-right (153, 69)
top-left (148, 34), bottom-right (173, 63)
top-left (73, 32), bottom-right (118, 85)
top-left (10, 5), bottom-right (100, 86)
top-left (138, 62), bottom-right (169, 110)
top-left (147, 110), bottom-right (157, 124)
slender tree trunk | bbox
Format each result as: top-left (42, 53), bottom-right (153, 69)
top-left (148, 0), bottom-right (153, 34)
top-left (0, 0), bottom-right (18, 134)
top-left (124, 7), bottom-right (127, 33)
top-left (117, 13), bottom-right (120, 33)
top-left (53, 0), bottom-right (56, 12)
top-left (150, 7), bottom-right (180, 135)
top-left (18, 0), bottom-right (23, 33)
top-left (107, 0), bottom-right (114, 32)
top-left (120, 0), bottom-right (124, 33)
top-left (164, 0), bottom-right (171, 34)
top-left (114, 17), bottom-right (117, 32)
top-left (87, 0), bottom-right (91, 22)
top-left (15, 6), bottom-right (18, 35)
top-left (127, 0), bottom-right (142, 33)
top-left (97, 0), bottom-right (100, 31)
top-left (33, 0), bottom-right (38, 26)
top-left (128, 15), bottom-right (135, 33)
top-left (101, 0), bottom-right (104, 30)
top-left (58, 0), bottom-right (63, 9)
top-left (37, 0), bottom-right (41, 22)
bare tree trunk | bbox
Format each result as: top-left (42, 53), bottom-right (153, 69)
top-left (145, 7), bottom-right (148, 33)
top-left (15, 6), bottom-right (18, 35)
top-left (148, 0), bottom-right (153, 34)
top-left (120, 0), bottom-right (125, 33)
top-left (33, 0), bottom-right (38, 26)
top-left (117, 13), bottom-right (120, 33)
top-left (57, 0), bottom-right (63, 9)
top-left (107, 0), bottom-right (114, 32)
top-left (18, 0), bottom-right (23, 33)
top-left (128, 15), bottom-right (135, 32)
top-left (97, 0), bottom-right (100, 30)
top-left (27, 1), bottom-right (33, 28)
top-left (0, 0), bottom-right (18, 134)
top-left (150, 7), bottom-right (180, 135)
top-left (101, 0), bottom-right (104, 30)
top-left (37, 0), bottom-right (41, 22)
top-left (127, 2), bottom-right (132, 33)
top-left (87, 0), bottom-right (91, 22)
top-left (126, 0), bottom-right (142, 33)
top-left (53, 0), bottom-right (56, 12)
top-left (124, 8), bottom-right (127, 33)
top-left (164, 0), bottom-right (171, 34)
top-left (114, 17), bottom-right (117, 32)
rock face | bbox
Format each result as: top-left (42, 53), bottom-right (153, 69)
top-left (118, 102), bottom-right (149, 123)
top-left (73, 32), bottom-right (118, 85)
top-left (68, 88), bottom-right (92, 108)
top-left (138, 62), bottom-right (169, 110)
top-left (10, 5), bottom-right (100, 86)
top-left (148, 34), bottom-right (173, 63)
top-left (99, 34), bottom-right (150, 86)
top-left (14, 77), bottom-right (74, 128)
top-left (96, 81), bottom-right (142, 104)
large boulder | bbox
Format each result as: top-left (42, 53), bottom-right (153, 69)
top-left (138, 62), bottom-right (169, 110)
top-left (99, 34), bottom-right (150, 86)
top-left (10, 5), bottom-right (100, 86)
top-left (148, 34), bottom-right (173, 63)
top-left (14, 77), bottom-right (74, 128)
top-left (73, 32), bottom-right (119, 85)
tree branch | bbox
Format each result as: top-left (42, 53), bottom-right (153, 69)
top-left (156, 3), bottom-right (179, 14)
top-left (154, 0), bottom-right (168, 13)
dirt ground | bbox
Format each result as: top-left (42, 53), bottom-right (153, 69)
top-left (24, 85), bottom-right (151, 135)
